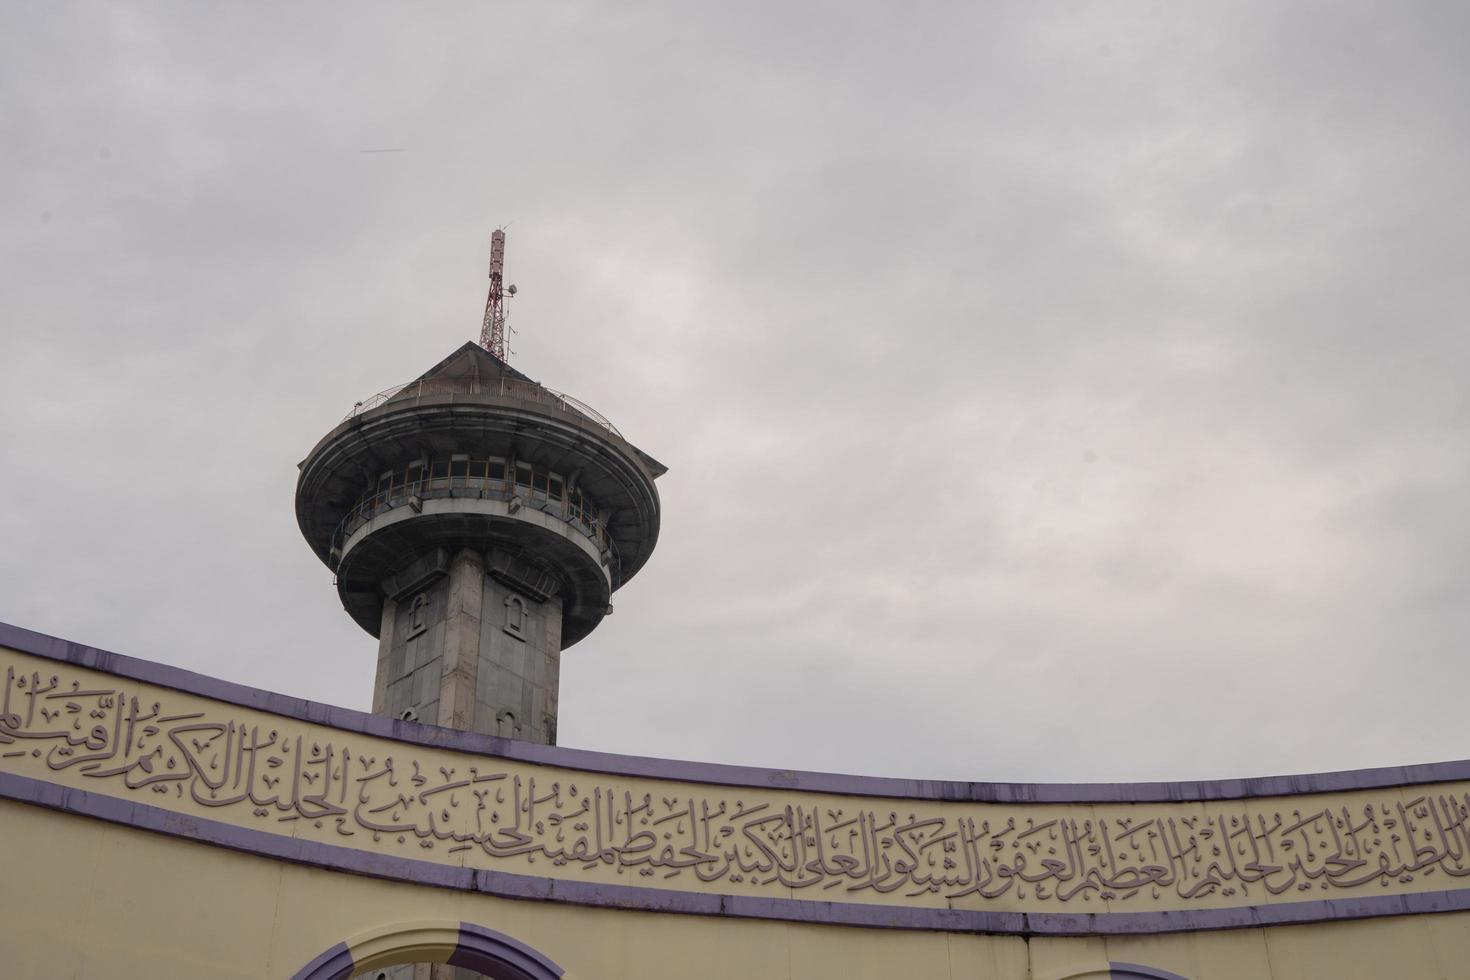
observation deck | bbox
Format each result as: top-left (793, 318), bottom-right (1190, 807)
top-left (295, 343), bottom-right (665, 647)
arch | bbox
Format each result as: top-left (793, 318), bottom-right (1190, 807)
top-left (292, 920), bottom-right (563, 980)
top-left (497, 709), bottom-right (520, 739)
top-left (1050, 968), bottom-right (1189, 980)
top-left (1111, 966), bottom-right (1189, 980)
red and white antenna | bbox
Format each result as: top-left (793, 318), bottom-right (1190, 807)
top-left (478, 229), bottom-right (517, 360)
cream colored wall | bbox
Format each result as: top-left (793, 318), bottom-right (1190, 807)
top-left (9, 643), bottom-right (1470, 977)
top-left (5, 800), bottom-right (1470, 980)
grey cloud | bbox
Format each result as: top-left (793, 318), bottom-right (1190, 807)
top-left (2, 1), bottom-right (1467, 784)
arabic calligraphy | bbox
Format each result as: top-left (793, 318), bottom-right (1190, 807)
top-left (3, 655), bottom-right (1469, 912)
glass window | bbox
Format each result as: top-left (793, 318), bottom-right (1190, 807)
top-left (430, 461), bottom-right (449, 488)
top-left (488, 460), bottom-right (505, 481)
top-left (450, 459), bottom-right (468, 479)
top-left (533, 471), bottom-right (548, 495)
top-left (515, 463), bottom-right (532, 489)
top-left (548, 476), bottom-right (564, 500)
top-left (468, 461), bottom-right (486, 484)
top-left (406, 463), bottom-right (424, 489)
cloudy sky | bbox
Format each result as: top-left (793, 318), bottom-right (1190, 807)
top-left (2, 3), bottom-right (1467, 785)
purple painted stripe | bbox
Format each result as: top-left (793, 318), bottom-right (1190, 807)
top-left (5, 768), bottom-right (1470, 937)
top-left (291, 940), bottom-right (353, 980)
top-left (3, 619), bottom-right (1467, 804)
top-left (447, 923), bottom-right (564, 980)
top-left (1111, 965), bottom-right (1191, 980)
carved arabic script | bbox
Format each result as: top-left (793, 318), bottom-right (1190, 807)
top-left (3, 662), bottom-right (1470, 910)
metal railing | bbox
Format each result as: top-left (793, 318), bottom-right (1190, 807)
top-left (329, 476), bottom-right (619, 576)
top-left (344, 376), bottom-right (622, 439)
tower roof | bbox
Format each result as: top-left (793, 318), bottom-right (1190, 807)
top-left (394, 340), bottom-right (537, 394)
top-left (382, 342), bottom-right (667, 478)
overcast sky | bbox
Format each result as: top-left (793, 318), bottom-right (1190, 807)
top-left (2, 2), bottom-right (1467, 785)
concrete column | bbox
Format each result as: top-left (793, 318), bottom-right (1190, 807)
top-left (372, 548), bottom-right (567, 748)
top-left (475, 569), bottom-right (562, 746)
top-left (436, 549), bottom-right (485, 730)
top-left (371, 597), bottom-right (398, 714)
top-left (372, 561), bottom-right (562, 980)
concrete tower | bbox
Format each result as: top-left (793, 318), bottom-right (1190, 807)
top-left (296, 342), bottom-right (665, 746)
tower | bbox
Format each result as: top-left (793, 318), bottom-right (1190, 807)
top-left (478, 228), bottom-right (511, 360)
top-left (295, 277), bottom-right (664, 747)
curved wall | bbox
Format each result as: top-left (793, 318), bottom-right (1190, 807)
top-left (3, 620), bottom-right (1469, 944)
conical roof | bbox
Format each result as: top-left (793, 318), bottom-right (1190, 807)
top-left (384, 341), bottom-right (538, 403)
top-left (381, 344), bottom-right (666, 479)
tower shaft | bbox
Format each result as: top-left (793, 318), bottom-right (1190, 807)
top-left (370, 546), bottom-right (563, 744)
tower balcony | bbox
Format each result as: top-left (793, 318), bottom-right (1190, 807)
top-left (329, 461), bottom-right (619, 575)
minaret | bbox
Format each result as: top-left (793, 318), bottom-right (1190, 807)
top-left (294, 242), bottom-right (664, 747)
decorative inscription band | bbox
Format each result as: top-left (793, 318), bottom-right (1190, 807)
top-left (5, 645), bottom-right (1470, 928)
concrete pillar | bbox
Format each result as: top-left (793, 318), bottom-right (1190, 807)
top-left (375, 557), bottom-right (474, 980)
top-left (374, 549), bottom-right (557, 980)
top-left (371, 597), bottom-right (397, 714)
top-left (372, 547), bottom-right (562, 743)
top-left (436, 549), bottom-right (484, 730)
top-left (474, 569), bottom-right (561, 746)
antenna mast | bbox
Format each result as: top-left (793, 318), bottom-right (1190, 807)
top-left (478, 229), bottom-right (516, 360)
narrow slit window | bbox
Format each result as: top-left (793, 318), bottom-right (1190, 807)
top-left (503, 594), bottom-right (526, 639)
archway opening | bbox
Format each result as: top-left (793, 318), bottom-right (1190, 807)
top-left (292, 921), bottom-right (562, 980)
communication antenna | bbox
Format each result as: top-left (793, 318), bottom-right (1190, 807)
top-left (478, 228), bottom-right (518, 360)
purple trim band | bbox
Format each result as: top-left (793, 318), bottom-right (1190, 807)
top-left (6, 768), bottom-right (1470, 937)
top-left (1111, 965), bottom-right (1191, 980)
top-left (4, 619), bottom-right (1467, 804)
top-left (448, 923), bottom-right (563, 980)
top-left (291, 941), bottom-right (353, 980)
